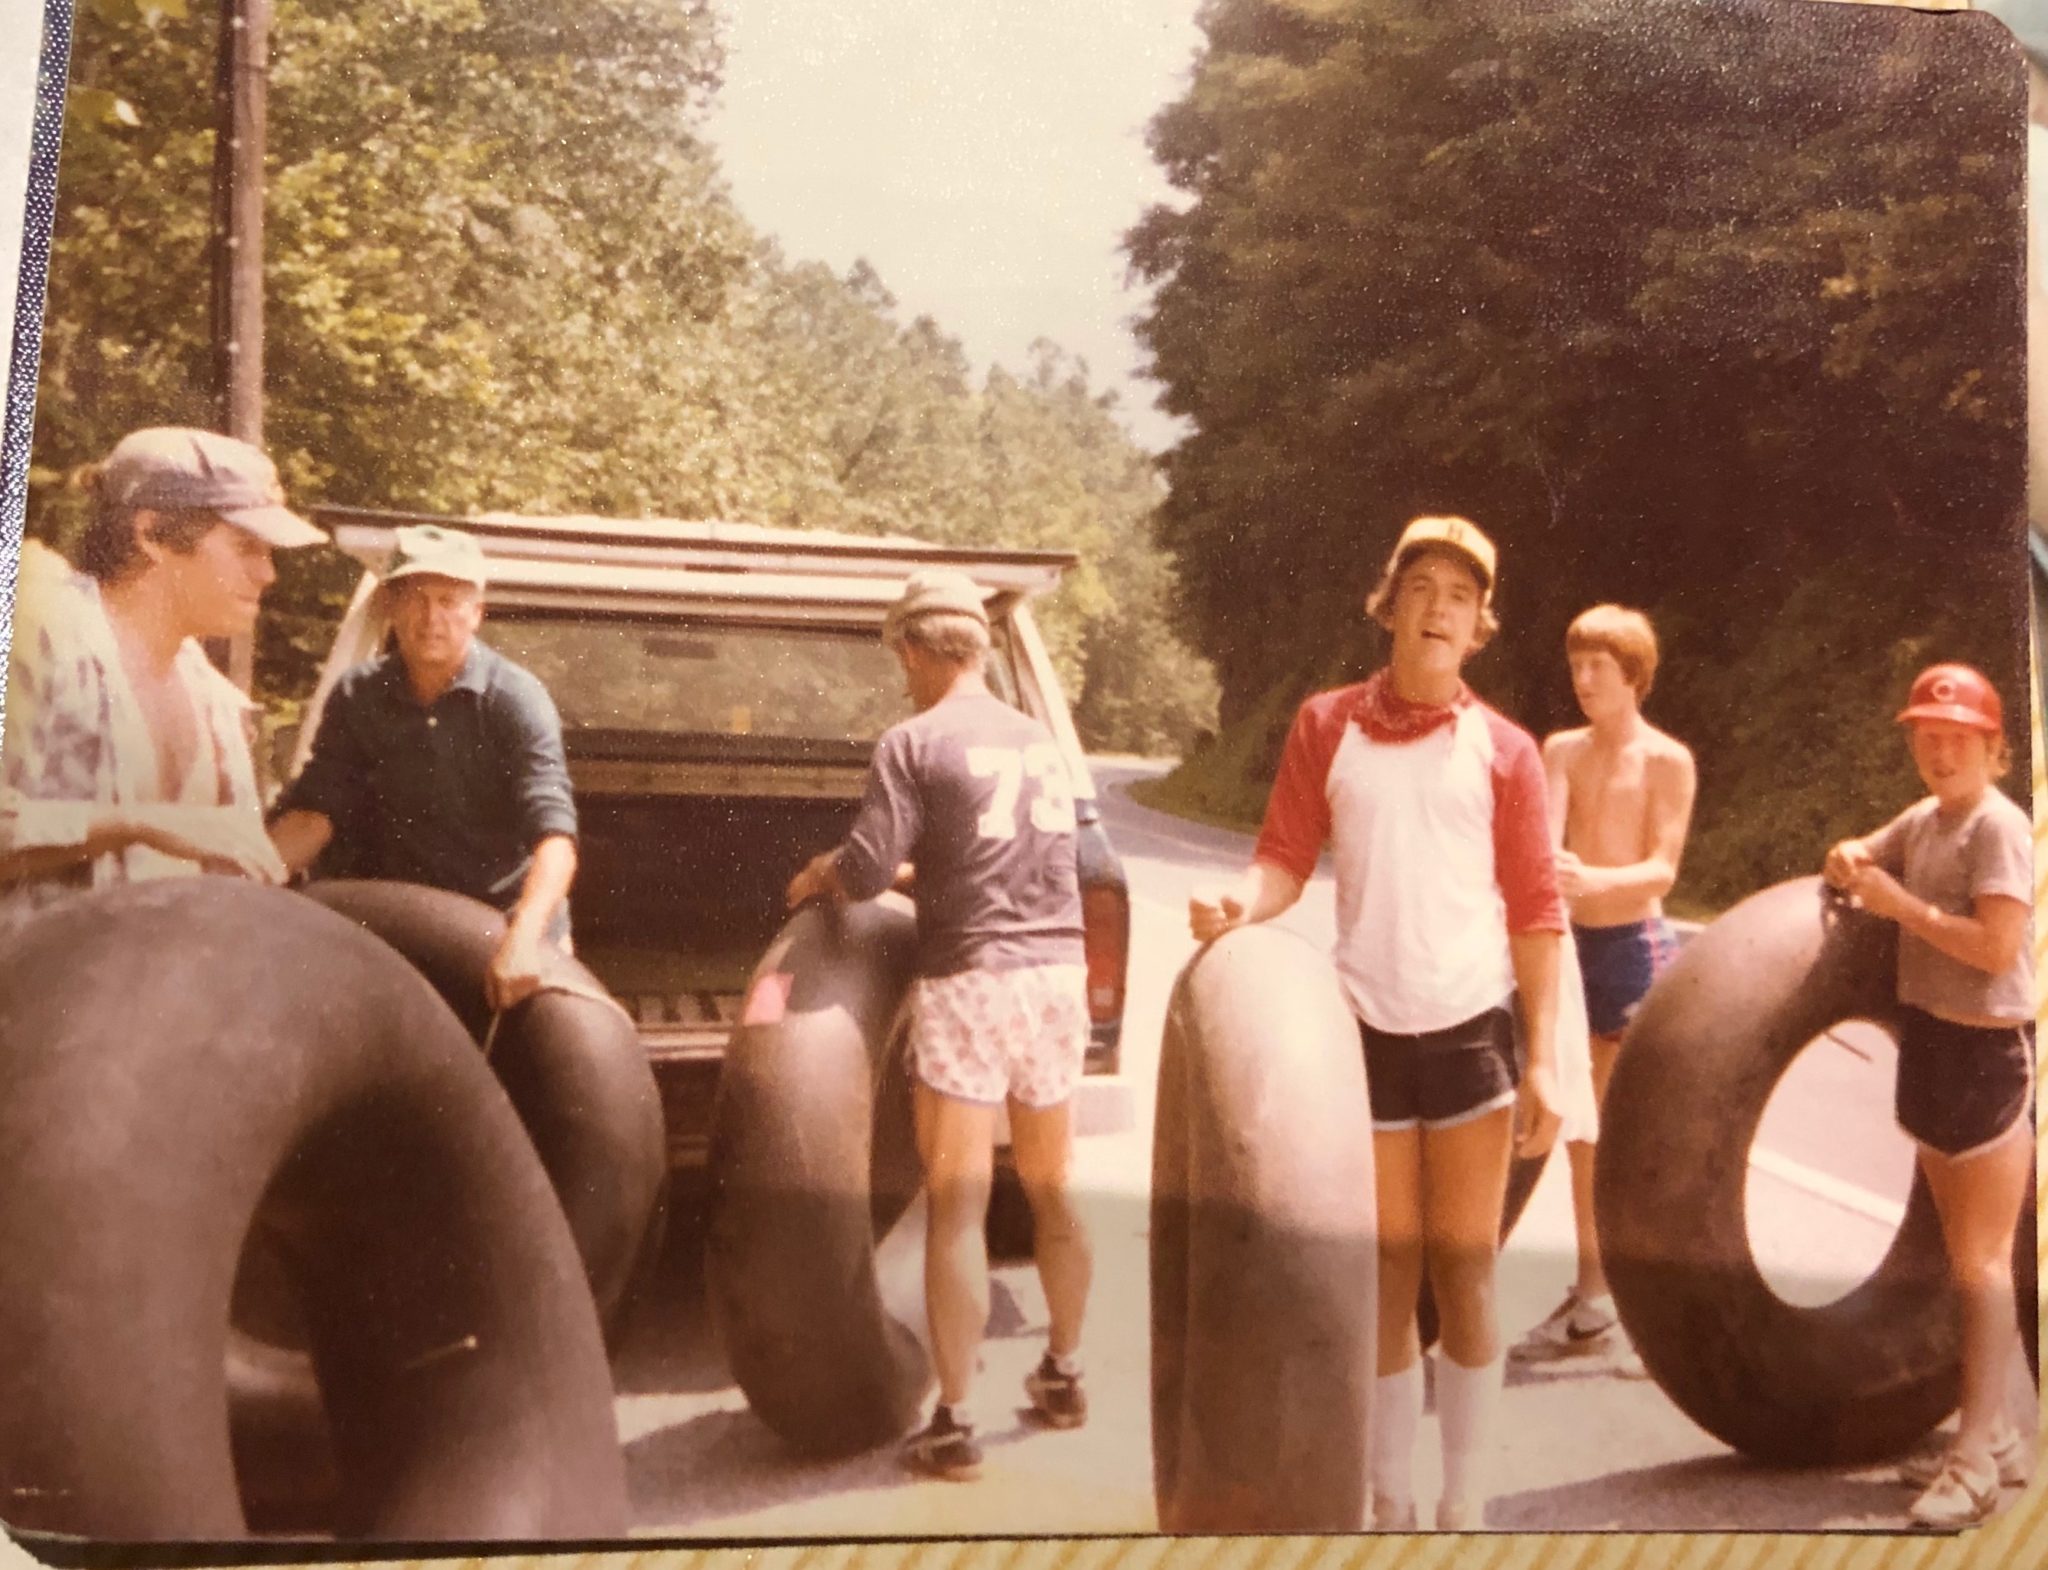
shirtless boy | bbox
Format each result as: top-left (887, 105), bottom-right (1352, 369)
top-left (1511, 604), bottom-right (1696, 1369)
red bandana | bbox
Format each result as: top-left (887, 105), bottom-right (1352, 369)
top-left (1353, 668), bottom-right (1468, 744)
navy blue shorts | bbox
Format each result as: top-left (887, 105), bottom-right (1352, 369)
top-left (1362, 1004), bottom-right (1522, 1132)
top-left (1573, 918), bottom-right (1678, 1039)
top-left (1894, 1008), bottom-right (2034, 1159)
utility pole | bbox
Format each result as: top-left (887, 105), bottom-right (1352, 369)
top-left (209, 0), bottom-right (268, 691)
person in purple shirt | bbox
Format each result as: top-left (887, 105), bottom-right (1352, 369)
top-left (787, 569), bottom-right (1092, 1481)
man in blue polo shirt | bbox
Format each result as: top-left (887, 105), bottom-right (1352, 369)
top-left (269, 525), bottom-right (578, 1010)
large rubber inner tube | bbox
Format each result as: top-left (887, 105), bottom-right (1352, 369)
top-left (1151, 926), bottom-right (1375, 1534)
top-left (0, 880), bottom-right (627, 1541)
top-left (704, 894), bottom-right (927, 1457)
top-left (1597, 876), bottom-right (1963, 1464)
top-left (301, 879), bottom-right (668, 1334)
top-left (231, 879), bottom-right (664, 1528)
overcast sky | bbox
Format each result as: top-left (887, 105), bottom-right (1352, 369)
top-left (708, 3), bottom-right (1205, 454)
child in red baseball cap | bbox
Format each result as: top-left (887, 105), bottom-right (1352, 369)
top-left (1823, 662), bottom-right (2034, 1529)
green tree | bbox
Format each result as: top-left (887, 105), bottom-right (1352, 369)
top-left (30, 0), bottom-right (1215, 754)
top-left (1130, 0), bottom-right (2025, 903)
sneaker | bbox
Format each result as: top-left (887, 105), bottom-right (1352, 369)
top-left (1609, 1341), bottom-right (1649, 1380)
top-left (1897, 1430), bottom-right (2031, 1491)
top-left (1508, 1289), bottom-right (1621, 1363)
top-left (1908, 1454), bottom-right (2000, 1530)
top-left (903, 1406), bottom-right (983, 1481)
top-left (1435, 1494), bottom-right (1483, 1531)
top-left (1024, 1352), bottom-right (1088, 1430)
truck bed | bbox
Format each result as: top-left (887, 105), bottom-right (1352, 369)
top-left (571, 788), bottom-right (868, 1164)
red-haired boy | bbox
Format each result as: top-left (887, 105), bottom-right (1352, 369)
top-left (1511, 605), bottom-right (1696, 1372)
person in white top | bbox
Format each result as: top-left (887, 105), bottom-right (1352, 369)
top-left (1190, 515), bottom-right (1566, 1532)
top-left (0, 427), bottom-right (325, 935)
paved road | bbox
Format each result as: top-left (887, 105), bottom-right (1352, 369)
top-left (608, 759), bottom-right (2020, 1537)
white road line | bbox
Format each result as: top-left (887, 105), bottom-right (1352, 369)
top-left (1747, 1145), bottom-right (1906, 1228)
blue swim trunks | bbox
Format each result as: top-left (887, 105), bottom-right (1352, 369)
top-left (1573, 918), bottom-right (1678, 1039)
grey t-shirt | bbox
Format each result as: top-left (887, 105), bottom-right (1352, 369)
top-left (834, 690), bottom-right (1084, 977)
top-left (1865, 787), bottom-right (2034, 1023)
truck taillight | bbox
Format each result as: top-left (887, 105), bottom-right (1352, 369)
top-left (1081, 882), bottom-right (1129, 1024)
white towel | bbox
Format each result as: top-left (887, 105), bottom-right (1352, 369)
top-left (1553, 932), bottom-right (1600, 1146)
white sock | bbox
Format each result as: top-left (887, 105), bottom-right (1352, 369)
top-left (1437, 1353), bottom-right (1504, 1505)
top-left (1368, 1361), bottom-right (1425, 1506)
top-left (1051, 1349), bottom-right (1082, 1377)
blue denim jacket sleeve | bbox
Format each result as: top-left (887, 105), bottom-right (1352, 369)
top-left (490, 663), bottom-right (578, 848)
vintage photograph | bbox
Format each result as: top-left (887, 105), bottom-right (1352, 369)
top-left (0, 0), bottom-right (2041, 1550)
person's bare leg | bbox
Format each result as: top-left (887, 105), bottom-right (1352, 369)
top-left (1422, 1106), bottom-right (1515, 1369)
top-left (914, 1083), bottom-right (999, 1412)
top-left (1008, 1095), bottom-right (1090, 1359)
top-left (1568, 1033), bottom-right (1622, 1298)
top-left (1921, 1125), bottom-right (2032, 1470)
top-left (1375, 1127), bottom-right (1426, 1376)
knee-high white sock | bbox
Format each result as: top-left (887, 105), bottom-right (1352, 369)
top-left (1437, 1352), bottom-right (1504, 1505)
top-left (1369, 1361), bottom-right (1425, 1506)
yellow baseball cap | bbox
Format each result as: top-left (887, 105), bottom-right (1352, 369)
top-left (1385, 515), bottom-right (1497, 600)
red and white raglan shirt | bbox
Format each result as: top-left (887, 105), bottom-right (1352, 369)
top-left (1254, 672), bottom-right (1566, 1036)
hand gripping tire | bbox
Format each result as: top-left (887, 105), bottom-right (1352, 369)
top-left (705, 894), bottom-right (927, 1456)
top-left (301, 879), bottom-right (668, 1334)
top-left (1596, 876), bottom-right (1976, 1464)
top-left (1151, 926), bottom-right (1376, 1533)
top-left (0, 880), bottom-right (627, 1541)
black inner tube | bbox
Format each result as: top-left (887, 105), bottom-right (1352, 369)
top-left (705, 895), bottom-right (930, 1458)
top-left (1598, 878), bottom-right (1964, 1464)
top-left (300, 879), bottom-right (668, 1336)
top-left (0, 880), bottom-right (628, 1542)
top-left (1150, 926), bottom-right (1376, 1534)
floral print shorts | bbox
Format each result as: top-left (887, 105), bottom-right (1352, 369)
top-left (908, 963), bottom-right (1090, 1108)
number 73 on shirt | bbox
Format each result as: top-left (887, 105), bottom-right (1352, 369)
top-left (969, 743), bottom-right (1076, 839)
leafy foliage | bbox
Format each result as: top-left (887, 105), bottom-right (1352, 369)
top-left (1129, 0), bottom-right (2027, 907)
top-left (31, 0), bottom-right (1216, 754)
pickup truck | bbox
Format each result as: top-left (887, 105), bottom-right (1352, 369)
top-left (283, 507), bottom-right (1137, 1170)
